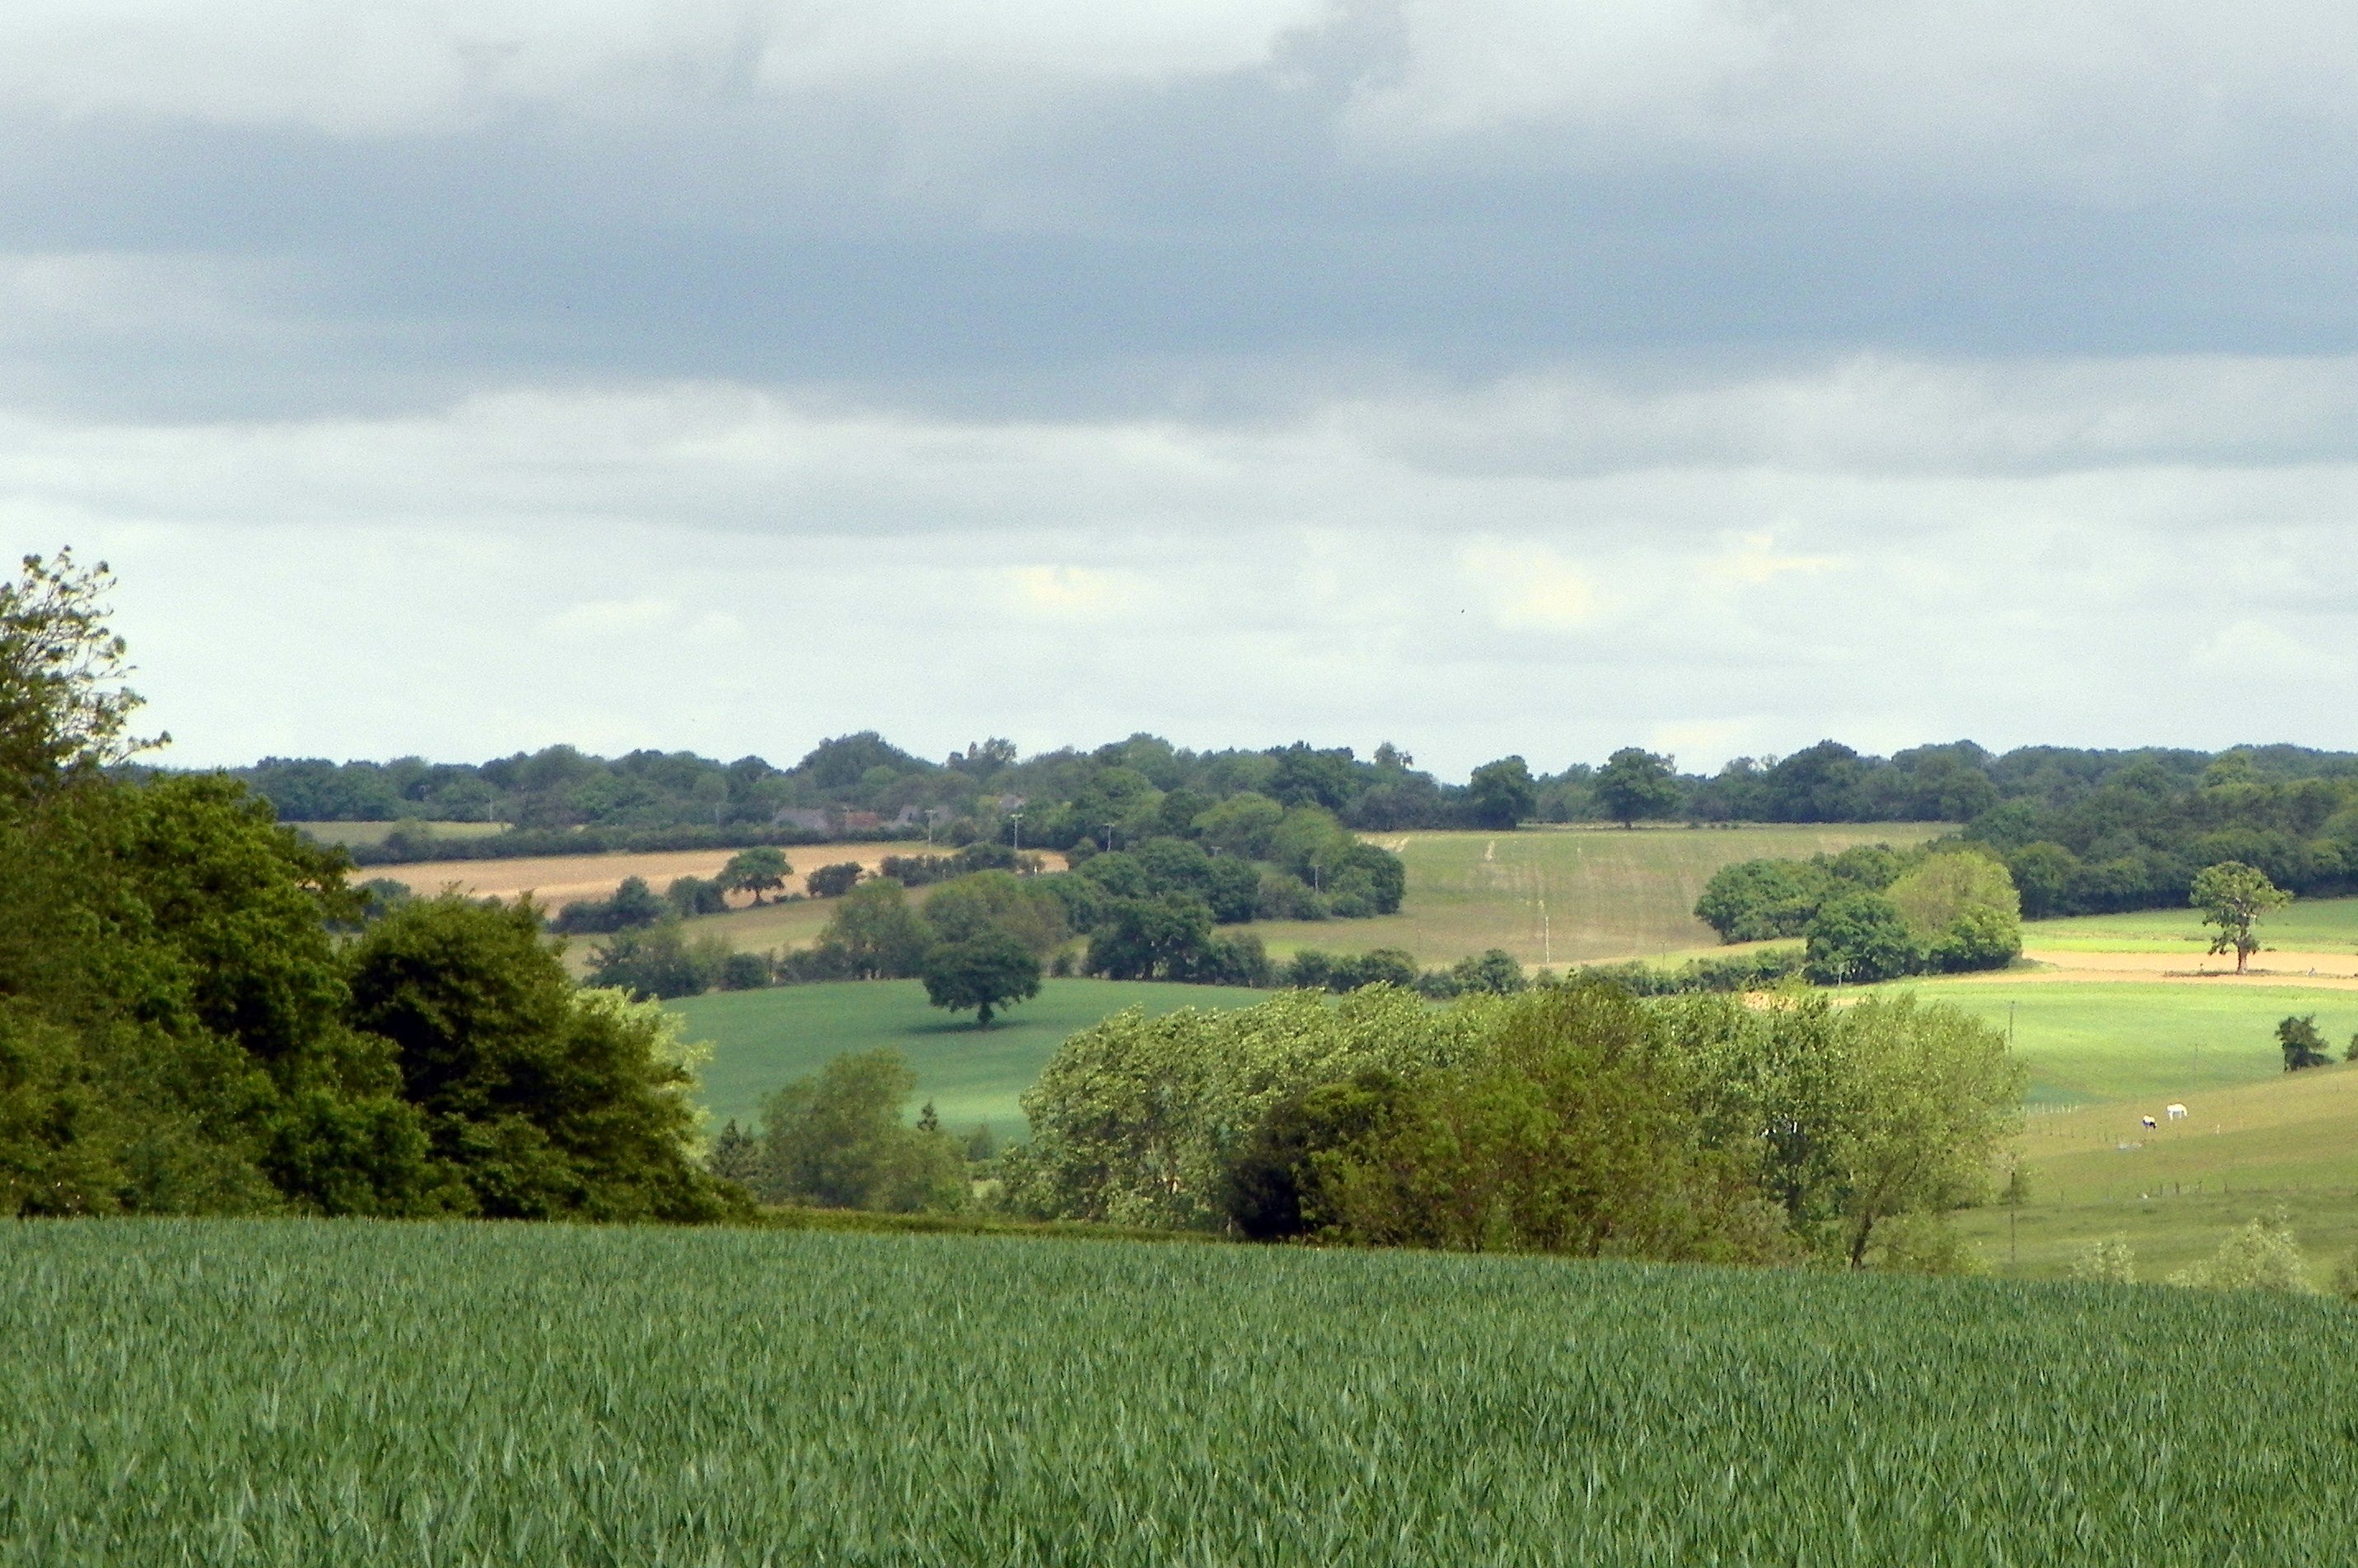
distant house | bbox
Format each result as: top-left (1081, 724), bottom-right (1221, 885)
top-left (837, 811), bottom-right (882, 831)
top-left (772, 808), bottom-right (831, 833)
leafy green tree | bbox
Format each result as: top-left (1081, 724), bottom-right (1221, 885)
top-left (1804, 892), bottom-right (1921, 984)
top-left (1665, 990), bottom-right (2023, 1266)
top-left (1694, 859), bottom-right (1837, 941)
top-left (665, 875), bottom-right (728, 917)
top-left (923, 870), bottom-right (1068, 957)
top-left (719, 847), bottom-right (792, 905)
top-left (0, 548), bottom-right (161, 794)
top-left (921, 929), bottom-right (1042, 1027)
top-left (1084, 895), bottom-right (1214, 981)
top-left (1191, 792), bottom-right (1284, 859)
top-left (585, 920), bottom-right (732, 999)
top-left (2278, 1014), bottom-right (2333, 1072)
top-left (1010, 987), bottom-right (1490, 1229)
top-left (757, 1049), bottom-right (966, 1211)
top-left (348, 897), bottom-right (733, 1220)
top-left (1594, 748), bottom-right (1681, 827)
top-left (804, 861), bottom-right (863, 898)
top-left (1465, 756), bottom-right (1537, 830)
top-left (1887, 851), bottom-right (2021, 972)
top-left (2190, 860), bottom-right (2290, 973)
top-left (1299, 986), bottom-right (1782, 1261)
top-left (812, 879), bottom-right (933, 979)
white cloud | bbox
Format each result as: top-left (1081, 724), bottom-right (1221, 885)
top-left (0, 0), bottom-right (1331, 134)
top-left (7, 354), bottom-right (2358, 776)
top-left (1458, 541), bottom-right (1598, 632)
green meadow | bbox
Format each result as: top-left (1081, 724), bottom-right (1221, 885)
top-left (1874, 977), bottom-right (2358, 1105)
top-left (673, 978), bottom-right (1266, 1135)
top-left (2024, 895), bottom-right (2358, 955)
top-left (7, 1219), bottom-right (2355, 1566)
top-left (1953, 1062), bottom-right (2358, 1281)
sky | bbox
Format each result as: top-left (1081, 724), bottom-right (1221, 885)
top-left (7, 1), bottom-right (2358, 781)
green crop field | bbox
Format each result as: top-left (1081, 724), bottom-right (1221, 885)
top-left (5, 1219), bottom-right (2354, 1566)
top-left (2026, 896), bottom-right (2358, 954)
top-left (292, 819), bottom-right (506, 848)
top-left (1875, 977), bottom-right (2358, 1106)
top-left (673, 978), bottom-right (1266, 1135)
top-left (1243, 822), bottom-right (1946, 968)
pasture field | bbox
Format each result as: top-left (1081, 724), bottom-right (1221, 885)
top-left (1245, 822), bottom-right (1945, 967)
top-left (5, 1219), bottom-right (2354, 1566)
top-left (1877, 977), bottom-right (2358, 1106)
top-left (2026, 895), bottom-right (2358, 956)
top-left (289, 819), bottom-right (504, 848)
top-left (673, 978), bottom-right (1266, 1135)
top-left (1951, 1063), bottom-right (2358, 1281)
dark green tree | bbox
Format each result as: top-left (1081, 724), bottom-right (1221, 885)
top-left (1085, 895), bottom-right (1215, 981)
top-left (2279, 1014), bottom-right (2333, 1072)
top-left (348, 897), bottom-right (732, 1220)
top-left (1465, 756), bottom-right (1537, 829)
top-left (804, 861), bottom-right (863, 898)
top-left (1594, 748), bottom-right (1682, 827)
top-left (719, 847), bottom-right (792, 905)
top-left (1804, 892), bottom-right (1922, 985)
top-left (921, 929), bottom-right (1043, 1027)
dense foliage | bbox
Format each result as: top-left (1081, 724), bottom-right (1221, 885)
top-left (0, 554), bottom-right (735, 1221)
top-left (1696, 842), bottom-right (2024, 979)
top-left (9, 1220), bottom-right (2356, 1566)
top-left (1012, 982), bottom-right (2023, 1269)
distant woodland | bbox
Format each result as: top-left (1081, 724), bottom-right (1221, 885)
top-left (209, 735), bottom-right (2358, 920)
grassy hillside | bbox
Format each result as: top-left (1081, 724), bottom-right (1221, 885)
top-left (1952, 1062), bottom-right (2358, 1280)
top-left (1878, 978), bottom-right (2358, 1105)
top-left (1244, 822), bottom-right (1945, 967)
top-left (2027, 895), bottom-right (2358, 954)
top-left (6, 1219), bottom-right (2354, 1566)
top-left (673, 978), bottom-right (1266, 1135)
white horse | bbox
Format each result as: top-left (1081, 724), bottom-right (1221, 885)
top-left (2166, 1103), bottom-right (2188, 1121)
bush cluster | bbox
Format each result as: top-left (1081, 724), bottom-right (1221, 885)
top-left (1000, 982), bottom-right (2024, 1270)
top-left (1697, 845), bottom-right (2023, 982)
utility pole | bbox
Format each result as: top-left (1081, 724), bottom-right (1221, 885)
top-left (1009, 810), bottom-right (1024, 853)
top-left (1102, 822), bottom-right (1118, 853)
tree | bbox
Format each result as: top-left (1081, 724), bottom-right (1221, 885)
top-left (1593, 748), bottom-right (1681, 827)
top-left (1464, 756), bottom-right (1537, 830)
top-left (757, 1049), bottom-right (966, 1212)
top-left (1886, 851), bottom-right (2022, 973)
top-left (2278, 1014), bottom-right (2333, 1072)
top-left (719, 847), bottom-right (792, 906)
top-left (347, 897), bottom-right (733, 1220)
top-left (921, 929), bottom-right (1042, 1027)
top-left (923, 870), bottom-right (1068, 957)
top-left (1084, 895), bottom-right (1214, 981)
top-left (584, 920), bottom-right (731, 999)
top-left (0, 549), bottom-right (162, 794)
top-left (1804, 892), bottom-right (1921, 984)
top-left (805, 861), bottom-right (863, 898)
top-left (812, 879), bottom-right (933, 978)
top-left (2190, 861), bottom-right (2290, 974)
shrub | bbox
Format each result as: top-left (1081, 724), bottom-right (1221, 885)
top-left (2069, 1238), bottom-right (2137, 1285)
top-left (756, 1050), bottom-right (966, 1213)
top-left (2169, 1212), bottom-right (2310, 1292)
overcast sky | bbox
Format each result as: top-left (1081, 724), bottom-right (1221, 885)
top-left (7, 2), bottom-right (2358, 780)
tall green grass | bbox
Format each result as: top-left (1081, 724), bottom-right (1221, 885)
top-left (4, 1219), bottom-right (2353, 1565)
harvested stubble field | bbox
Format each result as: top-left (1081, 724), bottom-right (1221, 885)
top-left (7, 1219), bottom-right (2356, 1566)
top-left (1243, 822), bottom-right (1945, 967)
top-left (287, 819), bottom-right (505, 848)
top-left (372, 840), bottom-right (1064, 915)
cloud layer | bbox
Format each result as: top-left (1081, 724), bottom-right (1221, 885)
top-left (2, 2), bottom-right (2355, 775)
